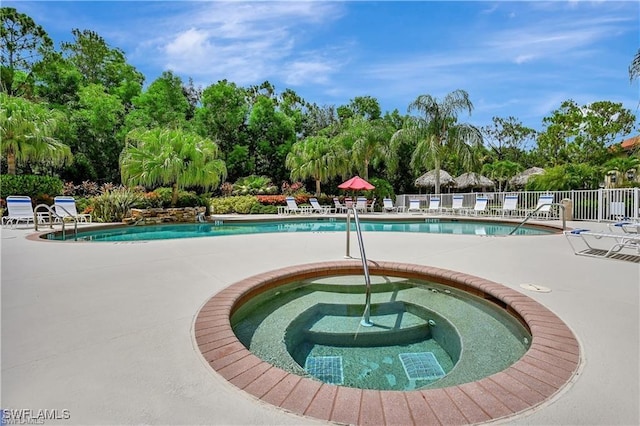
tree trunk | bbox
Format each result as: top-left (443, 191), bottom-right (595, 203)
top-left (315, 179), bottom-right (321, 196)
top-left (7, 152), bottom-right (16, 175)
top-left (171, 183), bottom-right (179, 207)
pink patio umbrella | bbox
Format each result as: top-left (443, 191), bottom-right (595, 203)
top-left (338, 175), bottom-right (375, 191)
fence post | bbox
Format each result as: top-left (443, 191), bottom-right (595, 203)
top-left (635, 188), bottom-right (639, 221)
top-left (597, 189), bottom-right (603, 222)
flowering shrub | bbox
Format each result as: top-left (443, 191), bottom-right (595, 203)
top-left (219, 182), bottom-right (234, 196)
top-left (281, 181), bottom-right (307, 196)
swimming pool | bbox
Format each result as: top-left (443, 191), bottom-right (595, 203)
top-left (45, 218), bottom-right (555, 241)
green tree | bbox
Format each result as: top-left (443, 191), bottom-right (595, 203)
top-left (481, 160), bottom-right (523, 192)
top-left (32, 51), bottom-right (82, 106)
top-left (70, 83), bottom-right (125, 182)
top-left (196, 80), bottom-right (248, 155)
top-left (125, 70), bottom-right (189, 130)
top-left (527, 163), bottom-right (602, 190)
top-left (0, 93), bottom-right (72, 174)
top-left (391, 89), bottom-right (482, 194)
top-left (247, 96), bottom-right (296, 183)
top-left (62, 29), bottom-right (143, 106)
top-left (534, 100), bottom-right (636, 166)
top-left (603, 156), bottom-right (640, 187)
top-left (120, 128), bottom-right (226, 206)
top-left (482, 116), bottom-right (536, 163)
top-left (336, 115), bottom-right (393, 180)
top-left (1, 7), bottom-right (53, 96)
top-left (286, 135), bottom-right (347, 195)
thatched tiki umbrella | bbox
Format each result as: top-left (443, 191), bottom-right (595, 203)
top-left (509, 167), bottom-right (545, 188)
top-left (415, 170), bottom-right (455, 193)
top-left (454, 172), bottom-right (495, 191)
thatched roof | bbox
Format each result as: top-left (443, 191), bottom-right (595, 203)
top-left (415, 170), bottom-right (455, 187)
top-left (454, 172), bottom-right (494, 189)
top-left (509, 167), bottom-right (545, 187)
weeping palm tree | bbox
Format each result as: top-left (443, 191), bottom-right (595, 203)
top-left (0, 93), bottom-right (72, 174)
top-left (336, 116), bottom-right (394, 180)
top-left (285, 135), bottom-right (347, 195)
top-left (629, 48), bottom-right (640, 82)
top-left (392, 90), bottom-right (482, 194)
top-left (120, 128), bottom-right (227, 206)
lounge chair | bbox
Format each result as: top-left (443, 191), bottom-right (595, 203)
top-left (609, 201), bottom-right (626, 220)
top-left (425, 197), bottom-right (442, 214)
top-left (367, 198), bottom-right (376, 213)
top-left (333, 197), bottom-right (348, 213)
top-left (407, 199), bottom-right (423, 214)
top-left (382, 198), bottom-right (404, 213)
top-left (463, 197), bottom-right (488, 216)
top-left (355, 197), bottom-right (368, 213)
top-left (530, 194), bottom-right (555, 219)
top-left (2, 196), bottom-right (36, 228)
top-left (495, 195), bottom-right (520, 217)
top-left (442, 195), bottom-right (464, 215)
top-left (564, 229), bottom-right (640, 262)
top-left (285, 197), bottom-right (306, 214)
top-left (608, 221), bottom-right (640, 234)
top-left (309, 197), bottom-right (331, 214)
top-left (54, 196), bottom-right (92, 223)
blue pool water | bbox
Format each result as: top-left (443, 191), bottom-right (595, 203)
top-left (48, 219), bottom-right (553, 241)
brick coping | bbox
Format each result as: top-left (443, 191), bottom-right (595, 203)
top-left (197, 260), bottom-right (581, 425)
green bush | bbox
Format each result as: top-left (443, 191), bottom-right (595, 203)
top-left (211, 195), bottom-right (260, 214)
top-left (232, 175), bottom-right (278, 195)
top-left (363, 177), bottom-right (395, 211)
top-left (90, 188), bottom-right (144, 222)
top-left (249, 203), bottom-right (279, 214)
top-left (0, 174), bottom-right (64, 200)
top-left (147, 187), bottom-right (208, 208)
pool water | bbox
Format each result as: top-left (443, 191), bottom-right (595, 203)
top-left (231, 275), bottom-right (531, 391)
top-left (49, 219), bottom-right (552, 241)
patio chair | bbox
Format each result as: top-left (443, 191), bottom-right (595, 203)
top-left (2, 196), bottom-right (36, 228)
top-left (442, 195), bottom-right (464, 215)
top-left (529, 194), bottom-right (555, 219)
top-left (382, 198), bottom-right (403, 213)
top-left (285, 197), bottom-right (306, 214)
top-left (608, 221), bottom-right (640, 234)
top-left (355, 197), bottom-right (368, 213)
top-left (564, 229), bottom-right (640, 262)
top-left (367, 198), bottom-right (376, 213)
top-left (333, 197), bottom-right (348, 213)
top-left (54, 196), bottom-right (92, 223)
top-left (495, 195), bottom-right (520, 217)
top-left (407, 199), bottom-right (423, 214)
top-left (309, 197), bottom-right (331, 214)
top-left (463, 197), bottom-right (488, 216)
top-left (425, 196), bottom-right (442, 214)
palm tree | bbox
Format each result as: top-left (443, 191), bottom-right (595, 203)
top-left (482, 160), bottom-right (523, 192)
top-left (0, 93), bottom-right (72, 174)
top-left (391, 90), bottom-right (482, 194)
top-left (120, 128), bottom-right (227, 206)
top-left (630, 48), bottom-right (640, 82)
top-left (604, 156), bottom-right (640, 187)
top-left (336, 116), bottom-right (393, 180)
top-left (285, 135), bottom-right (347, 195)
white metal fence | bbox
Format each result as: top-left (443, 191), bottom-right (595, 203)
top-left (396, 188), bottom-right (640, 222)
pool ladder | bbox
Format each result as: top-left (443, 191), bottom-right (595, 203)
top-left (509, 202), bottom-right (566, 235)
top-left (34, 203), bottom-right (78, 241)
top-left (345, 207), bottom-right (374, 327)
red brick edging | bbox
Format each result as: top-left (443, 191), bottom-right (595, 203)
top-left (194, 261), bottom-right (580, 425)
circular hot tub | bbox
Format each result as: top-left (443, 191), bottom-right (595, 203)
top-left (194, 261), bottom-right (580, 425)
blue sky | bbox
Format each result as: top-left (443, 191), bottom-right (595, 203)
top-left (8, 1), bottom-right (640, 133)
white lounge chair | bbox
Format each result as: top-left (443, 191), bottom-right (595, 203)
top-left (496, 195), bottom-right (520, 217)
top-left (355, 197), bottom-right (368, 213)
top-left (529, 194), bottom-right (555, 219)
top-left (367, 198), bottom-right (376, 213)
top-left (425, 197), bottom-right (442, 214)
top-left (442, 195), bottom-right (464, 215)
top-left (333, 197), bottom-right (347, 213)
top-left (285, 197), bottom-right (306, 214)
top-left (565, 229), bottom-right (640, 262)
top-left (609, 201), bottom-right (626, 220)
top-left (54, 196), bottom-right (92, 223)
top-left (2, 196), bottom-right (36, 228)
top-left (382, 198), bottom-right (404, 213)
top-left (464, 197), bottom-right (488, 216)
top-left (309, 197), bottom-right (331, 214)
top-left (608, 221), bottom-right (640, 234)
top-left (407, 199), bottom-right (423, 214)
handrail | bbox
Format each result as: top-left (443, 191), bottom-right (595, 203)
top-left (34, 204), bottom-right (78, 241)
top-left (345, 207), bottom-right (374, 327)
top-left (509, 203), bottom-right (566, 235)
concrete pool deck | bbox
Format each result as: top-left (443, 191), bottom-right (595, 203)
top-left (1, 217), bottom-right (638, 425)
